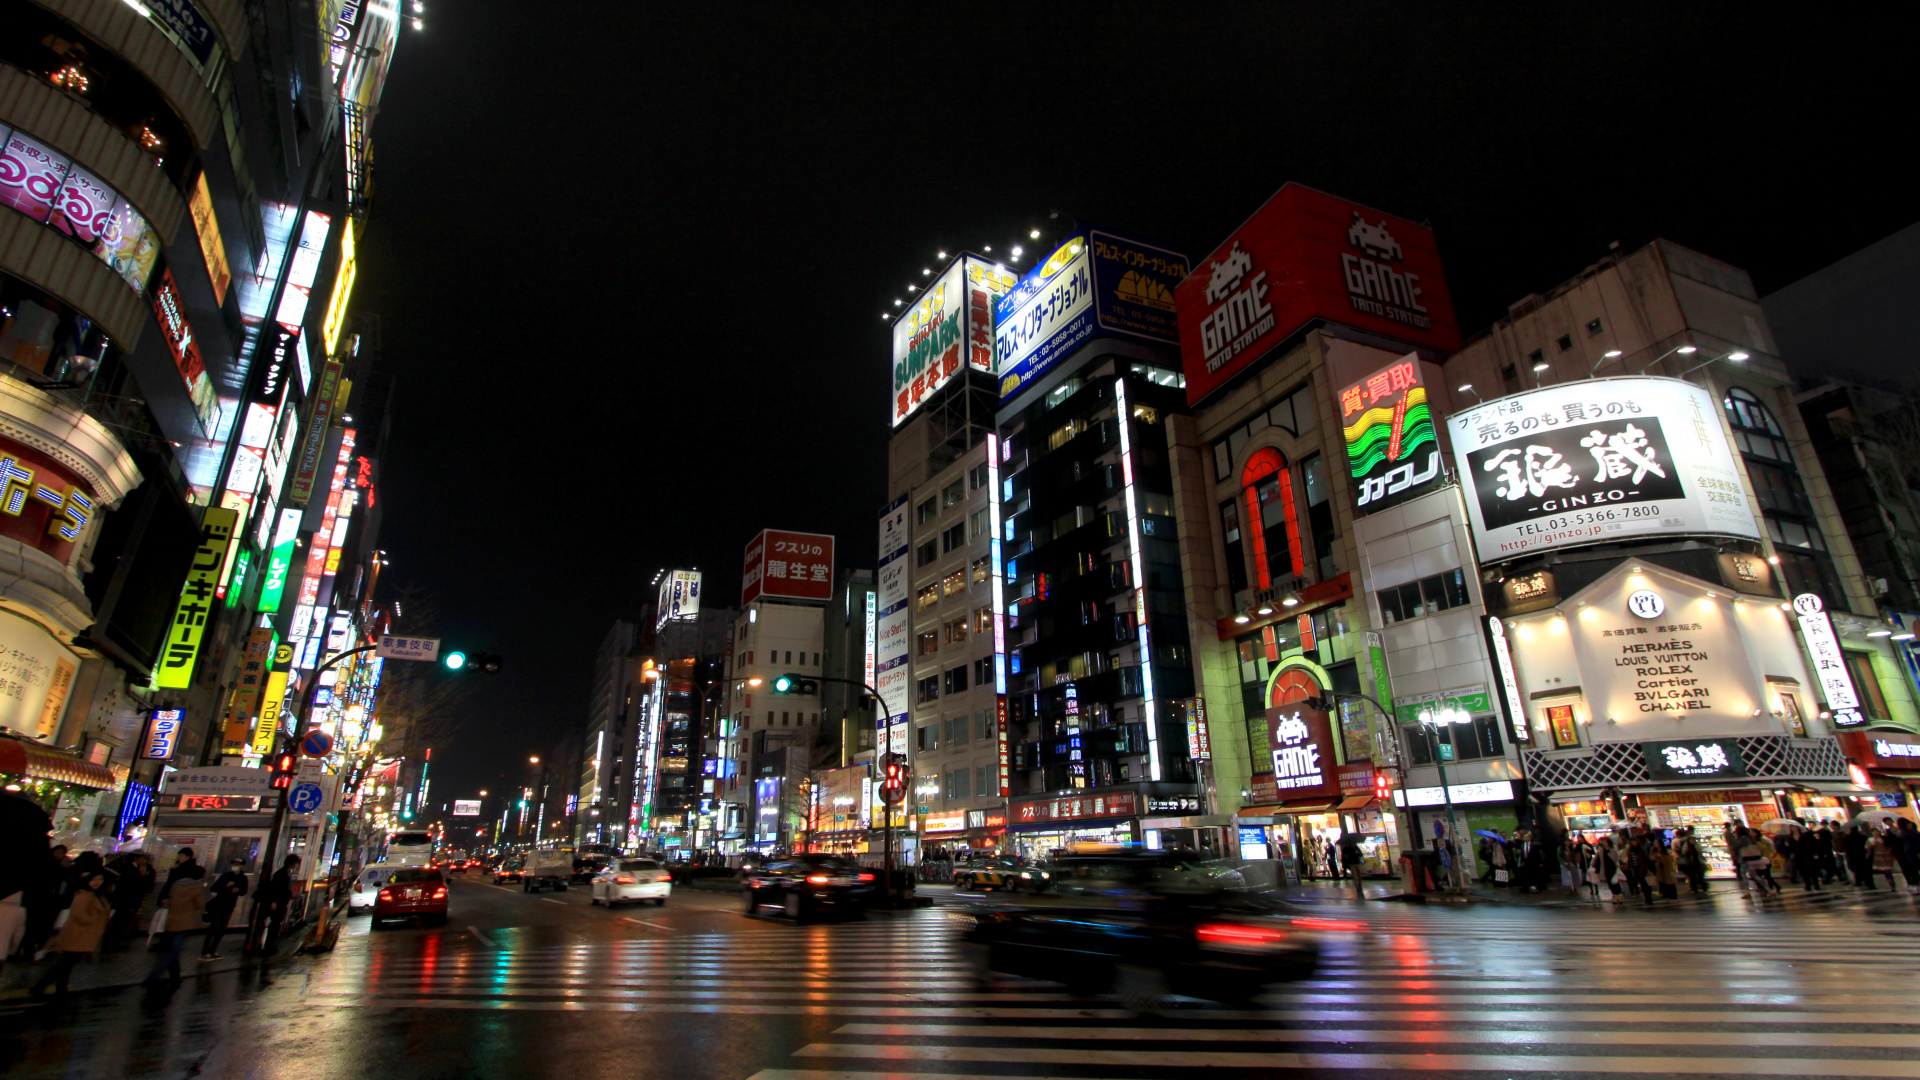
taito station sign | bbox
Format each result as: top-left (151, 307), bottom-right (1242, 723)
top-left (1175, 183), bottom-right (1462, 407)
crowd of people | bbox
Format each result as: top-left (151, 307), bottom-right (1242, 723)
top-left (0, 845), bottom-right (306, 999)
top-left (1545, 817), bottom-right (1920, 906)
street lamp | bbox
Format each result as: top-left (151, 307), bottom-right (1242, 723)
top-left (1416, 701), bottom-right (1475, 888)
top-left (1672, 349), bottom-right (1749, 379)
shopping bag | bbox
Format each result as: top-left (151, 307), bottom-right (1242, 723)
top-left (1493, 868), bottom-right (1510, 883)
top-left (147, 907), bottom-right (167, 945)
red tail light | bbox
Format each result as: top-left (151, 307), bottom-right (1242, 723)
top-left (1197, 922), bottom-right (1288, 948)
top-left (1290, 916), bottom-right (1368, 932)
top-left (377, 889), bottom-right (393, 901)
top-left (614, 875), bottom-right (635, 884)
top-left (806, 874), bottom-right (831, 884)
top-left (857, 872), bottom-right (875, 882)
top-left (431, 886), bottom-right (447, 900)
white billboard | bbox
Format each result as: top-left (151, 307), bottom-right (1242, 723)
top-left (655, 569), bottom-right (702, 630)
top-left (1447, 376), bottom-right (1761, 561)
top-left (890, 255), bottom-right (1016, 427)
top-left (452, 799), bottom-right (483, 817)
top-left (874, 495), bottom-right (912, 755)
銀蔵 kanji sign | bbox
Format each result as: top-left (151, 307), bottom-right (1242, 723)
top-left (1446, 378), bottom-right (1759, 561)
top-left (741, 529), bottom-right (835, 605)
top-left (156, 507), bottom-right (239, 689)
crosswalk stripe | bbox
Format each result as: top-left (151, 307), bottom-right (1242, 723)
top-left (787, 1043), bottom-right (1920, 1076)
top-left (825, 1023), bottom-right (1920, 1049)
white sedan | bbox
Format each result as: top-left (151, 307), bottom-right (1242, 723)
top-left (589, 859), bottom-right (671, 907)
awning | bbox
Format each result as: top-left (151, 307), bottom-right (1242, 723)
top-left (1546, 788), bottom-right (1606, 803)
top-left (0, 740), bottom-right (116, 790)
top-left (1242, 798), bottom-right (1339, 817)
top-left (1792, 781), bottom-right (1878, 797)
top-left (1334, 795), bottom-right (1377, 811)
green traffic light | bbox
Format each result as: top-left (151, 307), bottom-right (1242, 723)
top-left (773, 674), bottom-right (795, 692)
top-left (444, 651), bottom-right (467, 671)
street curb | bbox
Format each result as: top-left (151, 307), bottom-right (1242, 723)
top-left (0, 932), bottom-right (310, 1001)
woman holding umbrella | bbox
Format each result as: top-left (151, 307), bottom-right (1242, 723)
top-left (1870, 827), bottom-right (1900, 891)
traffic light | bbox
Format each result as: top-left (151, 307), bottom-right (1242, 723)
top-left (270, 750), bottom-right (297, 790)
top-left (1303, 694), bottom-right (1334, 711)
top-left (880, 755), bottom-right (906, 803)
top-left (770, 673), bottom-right (818, 694)
top-left (443, 650), bottom-right (504, 674)
top-left (1373, 769), bottom-right (1392, 801)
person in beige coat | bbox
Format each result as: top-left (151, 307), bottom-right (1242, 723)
top-left (30, 871), bottom-right (110, 997)
top-left (144, 865), bottom-right (206, 987)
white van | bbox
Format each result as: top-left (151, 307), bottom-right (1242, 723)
top-left (385, 831), bottom-right (435, 867)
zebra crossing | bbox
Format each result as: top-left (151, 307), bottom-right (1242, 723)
top-left (308, 905), bottom-right (1920, 1077)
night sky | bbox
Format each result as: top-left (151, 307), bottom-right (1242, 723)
top-left (353, 6), bottom-right (1908, 806)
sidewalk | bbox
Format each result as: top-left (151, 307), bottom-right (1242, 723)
top-left (0, 924), bottom-right (310, 1002)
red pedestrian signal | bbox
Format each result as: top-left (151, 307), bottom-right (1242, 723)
top-left (271, 750), bottom-right (297, 790)
top-left (1373, 770), bottom-right (1391, 801)
top-left (880, 756), bottom-right (907, 805)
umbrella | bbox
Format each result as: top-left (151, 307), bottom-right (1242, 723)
top-left (1847, 810), bottom-right (1903, 830)
top-left (1473, 829), bottom-right (1506, 841)
top-left (1755, 819), bottom-right (1799, 836)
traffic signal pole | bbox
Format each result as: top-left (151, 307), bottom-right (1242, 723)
top-left (245, 643), bottom-right (377, 954)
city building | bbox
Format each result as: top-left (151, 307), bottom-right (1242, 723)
top-left (1167, 183), bottom-right (1471, 877)
top-left (1444, 237), bottom-right (1897, 865)
top-left (576, 620), bottom-right (638, 846)
top-left (1, 0), bottom-right (406, 869)
top-left (987, 228), bottom-right (1210, 857)
top-left (880, 252), bottom-right (1015, 858)
top-left (718, 529), bottom-right (832, 853)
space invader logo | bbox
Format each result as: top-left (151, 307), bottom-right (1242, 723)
top-left (1342, 211), bottom-right (1429, 330)
top-left (1197, 243), bottom-right (1273, 374)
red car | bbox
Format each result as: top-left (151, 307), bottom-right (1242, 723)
top-left (373, 868), bottom-right (448, 928)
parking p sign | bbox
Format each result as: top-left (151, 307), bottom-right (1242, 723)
top-left (288, 783), bottom-right (325, 814)
top-left (376, 635), bottom-right (440, 662)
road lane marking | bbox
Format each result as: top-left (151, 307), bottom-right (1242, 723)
top-left (467, 927), bottom-right (495, 947)
top-left (620, 917), bottom-right (676, 932)
top-left (541, 898), bottom-right (565, 905)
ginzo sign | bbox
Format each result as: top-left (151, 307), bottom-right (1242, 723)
top-left (1175, 183), bottom-right (1461, 406)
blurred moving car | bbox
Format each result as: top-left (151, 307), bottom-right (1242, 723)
top-left (957, 848), bottom-right (1330, 1009)
top-left (953, 855), bottom-right (1048, 893)
top-left (373, 868), bottom-right (449, 928)
top-left (350, 865), bottom-right (397, 914)
top-left (743, 854), bottom-right (875, 922)
top-left (523, 849), bottom-right (574, 892)
top-left (492, 861), bottom-right (524, 885)
top-left (590, 858), bottom-right (672, 907)
top-left (572, 853), bottom-right (614, 884)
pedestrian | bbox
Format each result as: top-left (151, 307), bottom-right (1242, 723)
top-left (106, 853), bottom-right (155, 941)
top-left (1581, 842), bottom-right (1603, 900)
top-left (23, 844), bottom-right (71, 955)
top-left (1842, 825), bottom-right (1874, 889)
top-left (1626, 835), bottom-right (1656, 906)
top-left (1338, 831), bottom-right (1364, 893)
top-left (1737, 828), bottom-right (1782, 895)
top-left (1487, 833), bottom-right (1509, 887)
top-left (157, 848), bottom-right (201, 905)
top-left (1652, 841), bottom-right (1680, 900)
top-left (1774, 827), bottom-right (1798, 885)
top-left (201, 859), bottom-right (249, 960)
top-left (1813, 823), bottom-right (1840, 883)
top-left (1869, 827), bottom-right (1900, 891)
top-left (1675, 828), bottom-right (1709, 894)
top-left (1892, 819), bottom-right (1920, 894)
top-left (1792, 825), bottom-right (1824, 892)
top-left (30, 869), bottom-right (110, 998)
top-left (146, 863), bottom-right (206, 987)
top-left (256, 855), bottom-right (300, 954)
top-left (0, 891), bottom-right (24, 972)
top-left (1597, 838), bottom-right (1625, 904)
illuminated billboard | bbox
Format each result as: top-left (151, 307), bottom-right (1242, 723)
top-left (891, 256), bottom-right (1016, 427)
top-left (655, 569), bottom-right (702, 630)
top-left (741, 529), bottom-right (834, 605)
top-left (1340, 353), bottom-right (1441, 513)
top-left (452, 799), bottom-right (483, 817)
top-left (1445, 377), bottom-right (1761, 561)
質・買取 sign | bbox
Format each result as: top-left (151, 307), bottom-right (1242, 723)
top-left (1446, 377), bottom-right (1761, 561)
top-left (1341, 353), bottom-right (1441, 512)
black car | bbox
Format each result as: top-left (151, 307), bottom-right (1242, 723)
top-left (572, 853), bottom-right (613, 883)
top-left (742, 854), bottom-right (876, 922)
top-left (957, 849), bottom-right (1330, 1010)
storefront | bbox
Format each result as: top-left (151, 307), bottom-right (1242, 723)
top-left (0, 738), bottom-right (118, 845)
top-left (1008, 790), bottom-right (1141, 859)
top-left (1836, 730), bottom-right (1920, 824)
top-left (1393, 778), bottom-right (1521, 871)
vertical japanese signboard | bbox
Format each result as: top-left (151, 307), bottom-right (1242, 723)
top-left (157, 507), bottom-right (238, 688)
top-left (1793, 593), bottom-right (1864, 727)
top-left (288, 360), bottom-right (342, 505)
top-left (222, 627), bottom-right (275, 752)
top-left (892, 256), bottom-right (1017, 427)
top-left (874, 496), bottom-right (911, 757)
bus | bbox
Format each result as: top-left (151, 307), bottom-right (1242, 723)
top-left (386, 830), bottom-right (435, 867)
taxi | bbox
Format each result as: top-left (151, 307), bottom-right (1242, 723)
top-left (953, 854), bottom-right (1047, 893)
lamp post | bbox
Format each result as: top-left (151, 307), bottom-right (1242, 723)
top-left (1417, 702), bottom-right (1475, 890)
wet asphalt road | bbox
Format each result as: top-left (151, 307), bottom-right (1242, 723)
top-left (3, 874), bottom-right (1919, 1079)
